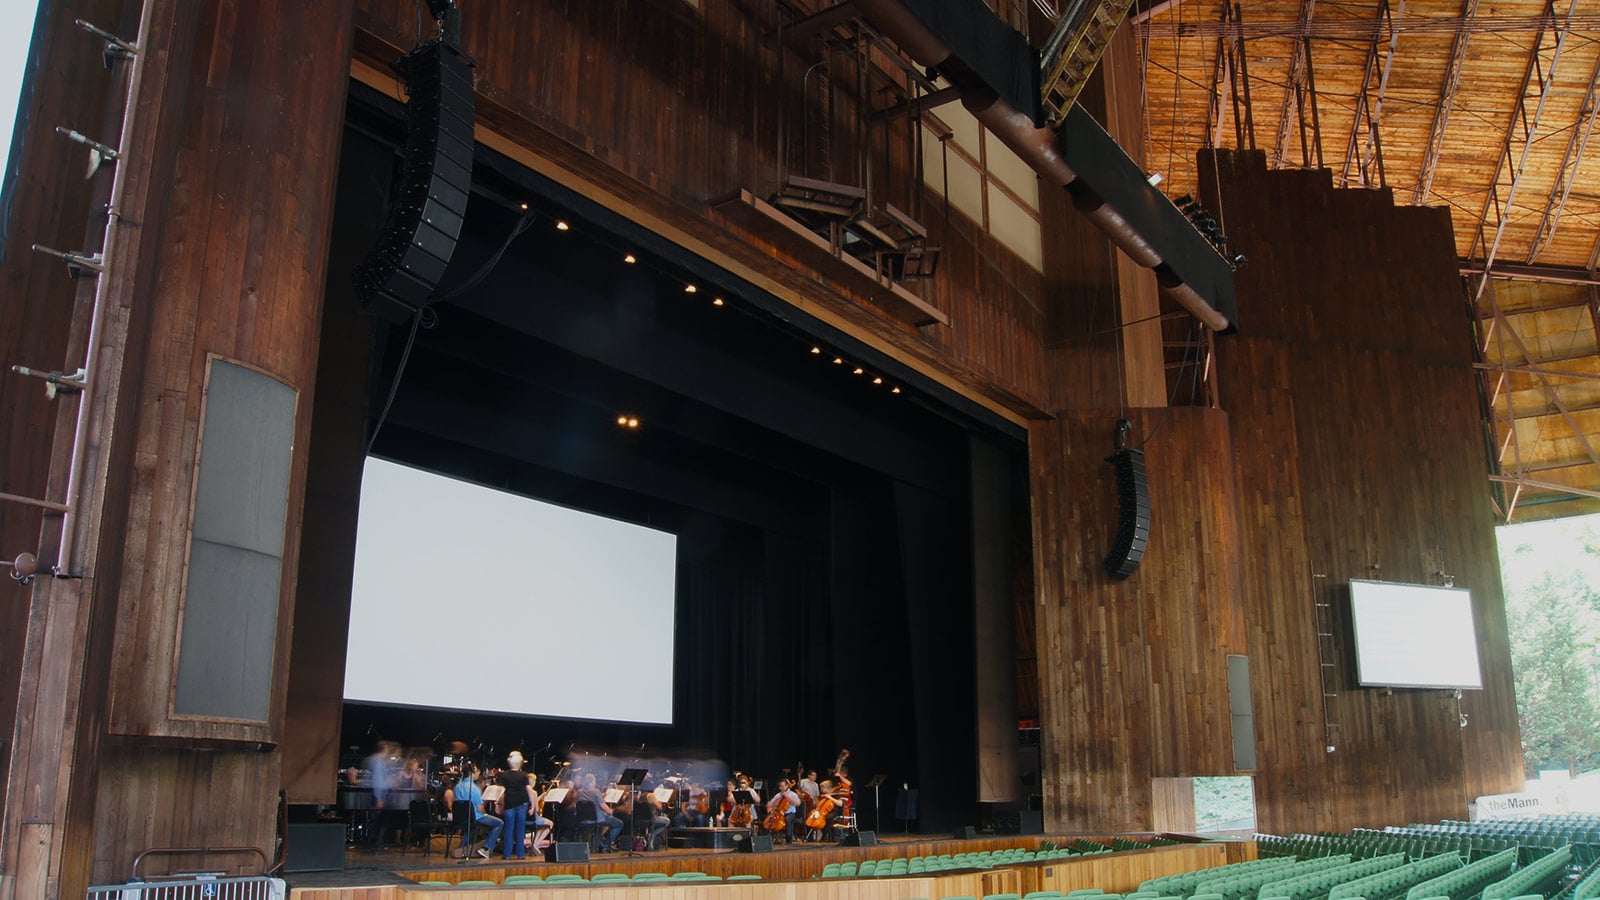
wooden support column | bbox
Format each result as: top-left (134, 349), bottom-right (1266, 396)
top-left (1, 0), bottom-right (357, 894)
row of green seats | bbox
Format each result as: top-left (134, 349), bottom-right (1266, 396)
top-left (1404, 846), bottom-right (1519, 900)
top-left (1202, 853), bottom-right (1360, 900)
top-left (1323, 852), bottom-right (1461, 900)
top-left (1259, 853), bottom-right (1405, 900)
top-left (1140, 856), bottom-right (1297, 896)
top-left (1567, 856), bottom-right (1600, 900)
top-left (820, 844), bottom-right (1095, 879)
top-left (1482, 845), bottom-right (1574, 900)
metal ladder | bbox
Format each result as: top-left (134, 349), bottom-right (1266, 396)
top-left (1039, 0), bottom-right (1138, 124)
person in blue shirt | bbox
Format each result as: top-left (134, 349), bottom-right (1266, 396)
top-left (446, 762), bottom-right (503, 858)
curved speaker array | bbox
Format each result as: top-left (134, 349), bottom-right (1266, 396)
top-left (1103, 447), bottom-right (1150, 579)
top-left (354, 39), bottom-right (475, 318)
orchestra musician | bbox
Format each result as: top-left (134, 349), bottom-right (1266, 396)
top-left (642, 784), bottom-right (672, 850)
top-left (444, 762), bottom-right (503, 859)
top-left (764, 777), bottom-right (802, 844)
top-left (576, 772), bottom-right (624, 852)
top-left (674, 783), bottom-right (710, 828)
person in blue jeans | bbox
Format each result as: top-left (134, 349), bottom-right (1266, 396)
top-left (446, 763), bottom-right (502, 858)
top-left (576, 772), bottom-right (624, 852)
top-left (495, 751), bottom-right (537, 859)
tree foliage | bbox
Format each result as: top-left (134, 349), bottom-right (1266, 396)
top-left (1500, 526), bottom-right (1600, 777)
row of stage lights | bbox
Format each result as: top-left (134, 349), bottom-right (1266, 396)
top-left (539, 215), bottom-right (906, 433)
top-left (1172, 194), bottom-right (1247, 271)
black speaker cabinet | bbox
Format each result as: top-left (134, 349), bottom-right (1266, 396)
top-left (1102, 448), bottom-right (1150, 579)
top-left (354, 38), bottom-right (476, 320)
top-left (952, 825), bottom-right (976, 840)
top-left (736, 833), bottom-right (773, 853)
top-left (545, 841), bottom-right (590, 863)
top-left (284, 823), bottom-right (345, 873)
top-left (839, 831), bottom-right (877, 847)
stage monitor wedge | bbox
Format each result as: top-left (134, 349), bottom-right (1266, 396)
top-left (353, 38), bottom-right (476, 321)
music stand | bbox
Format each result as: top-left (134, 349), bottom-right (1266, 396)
top-left (865, 775), bottom-right (887, 833)
top-left (616, 768), bottom-right (648, 856)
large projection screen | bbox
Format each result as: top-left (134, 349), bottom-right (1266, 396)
top-left (1349, 579), bottom-right (1483, 690)
top-left (344, 457), bottom-right (678, 724)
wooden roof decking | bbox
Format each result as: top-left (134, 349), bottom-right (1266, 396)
top-left (1127, 0), bottom-right (1600, 520)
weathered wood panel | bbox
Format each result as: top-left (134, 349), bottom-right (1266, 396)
top-left (1031, 407), bottom-right (1246, 832)
top-left (1204, 149), bottom-right (1524, 832)
top-left (101, 0), bottom-right (353, 746)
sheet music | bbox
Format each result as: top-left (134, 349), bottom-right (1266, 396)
top-left (542, 787), bottom-right (568, 803)
top-left (653, 786), bottom-right (675, 803)
top-left (604, 788), bottom-right (625, 804)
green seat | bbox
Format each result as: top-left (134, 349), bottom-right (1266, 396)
top-left (632, 873), bottom-right (670, 882)
top-left (546, 873), bottom-right (588, 883)
top-left (821, 864), bottom-right (843, 878)
top-left (591, 873), bottom-right (630, 883)
top-left (728, 874), bottom-right (763, 881)
top-left (458, 881), bottom-right (497, 887)
top-left (984, 893), bottom-right (1023, 900)
top-left (416, 883), bottom-right (450, 887)
top-left (671, 871), bottom-right (713, 880)
top-left (504, 875), bottom-right (543, 884)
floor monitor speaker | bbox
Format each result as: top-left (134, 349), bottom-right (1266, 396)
top-left (736, 833), bottom-right (773, 853)
top-left (545, 842), bottom-right (590, 863)
top-left (1103, 447), bottom-right (1150, 579)
top-left (952, 825), bottom-right (976, 839)
top-left (839, 831), bottom-right (877, 847)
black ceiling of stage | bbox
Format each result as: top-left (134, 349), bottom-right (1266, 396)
top-left (346, 83), bottom-right (1024, 525)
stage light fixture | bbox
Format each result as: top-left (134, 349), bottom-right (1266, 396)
top-left (624, 254), bottom-right (636, 264)
top-left (872, 376), bottom-right (883, 384)
top-left (712, 297), bottom-right (724, 306)
top-left (519, 202), bottom-right (529, 211)
top-left (852, 367), bottom-right (863, 375)
top-left (891, 386), bottom-right (901, 394)
top-left (555, 220), bottom-right (570, 231)
top-left (810, 346), bottom-right (821, 355)
top-left (832, 357), bottom-right (843, 365)
top-left (685, 283), bottom-right (698, 293)
top-left (617, 416), bottom-right (628, 426)
top-left (627, 417), bottom-right (639, 428)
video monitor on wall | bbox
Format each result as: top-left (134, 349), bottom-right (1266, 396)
top-left (343, 457), bottom-right (679, 724)
top-left (1349, 579), bottom-right (1483, 691)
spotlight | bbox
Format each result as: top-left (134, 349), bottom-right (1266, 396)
top-left (10, 552), bottom-right (38, 586)
top-left (852, 367), bottom-right (863, 375)
top-left (872, 376), bottom-right (883, 385)
top-left (555, 220), bottom-right (570, 231)
top-left (712, 297), bottom-right (724, 306)
top-left (891, 386), bottom-right (901, 394)
top-left (627, 418), bottom-right (639, 429)
top-left (832, 357), bottom-right (843, 365)
top-left (1146, 172), bottom-right (1163, 187)
top-left (519, 202), bottom-right (529, 211)
top-left (810, 346), bottom-right (822, 354)
top-left (624, 254), bottom-right (636, 264)
top-left (685, 284), bottom-right (697, 293)
top-left (1229, 252), bottom-right (1248, 269)
top-left (1174, 194), bottom-right (1193, 206)
top-left (617, 416), bottom-right (629, 426)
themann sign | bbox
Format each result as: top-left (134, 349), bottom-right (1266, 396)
top-left (1473, 791), bottom-right (1561, 819)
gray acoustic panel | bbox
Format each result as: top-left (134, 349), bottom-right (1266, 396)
top-left (174, 361), bottom-right (297, 721)
top-left (1227, 654), bottom-right (1256, 771)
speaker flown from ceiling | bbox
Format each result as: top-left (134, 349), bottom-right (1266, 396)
top-left (353, 2), bottom-right (475, 320)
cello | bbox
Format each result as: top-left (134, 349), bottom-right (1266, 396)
top-left (805, 749), bottom-right (849, 830)
top-left (762, 778), bottom-right (791, 834)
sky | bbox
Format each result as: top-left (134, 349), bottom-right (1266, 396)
top-left (1496, 512), bottom-right (1600, 595)
top-left (0, 4), bottom-right (38, 183)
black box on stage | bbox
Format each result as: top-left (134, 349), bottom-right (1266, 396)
top-left (284, 823), bottom-right (345, 873)
top-left (545, 842), bottom-right (590, 862)
top-left (1020, 810), bottom-right (1044, 834)
top-left (737, 833), bottom-right (773, 853)
top-left (839, 830), bottom-right (877, 847)
top-left (952, 825), bottom-right (976, 840)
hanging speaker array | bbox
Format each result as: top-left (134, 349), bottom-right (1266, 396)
top-left (353, 36), bottom-right (475, 319)
top-left (1102, 446), bottom-right (1150, 579)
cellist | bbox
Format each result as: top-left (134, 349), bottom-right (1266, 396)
top-left (764, 777), bottom-right (802, 844)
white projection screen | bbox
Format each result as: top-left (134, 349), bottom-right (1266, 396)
top-left (344, 457), bottom-right (678, 723)
top-left (1349, 579), bottom-right (1483, 690)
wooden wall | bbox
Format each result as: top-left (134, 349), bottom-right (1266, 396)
top-left (1030, 407), bottom-right (1246, 832)
top-left (1204, 150), bottom-right (1524, 832)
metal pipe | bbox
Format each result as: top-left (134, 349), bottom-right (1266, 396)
top-left (848, 0), bottom-right (1227, 329)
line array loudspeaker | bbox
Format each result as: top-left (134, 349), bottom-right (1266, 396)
top-left (1102, 447), bottom-right (1150, 579)
top-left (354, 39), bottom-right (475, 319)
